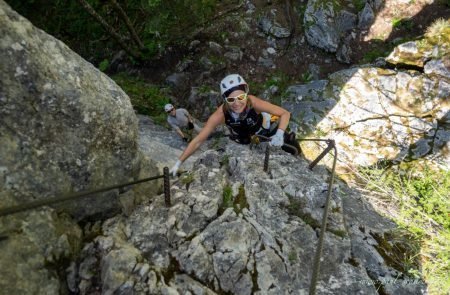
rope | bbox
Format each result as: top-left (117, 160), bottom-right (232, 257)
top-left (0, 174), bottom-right (165, 217)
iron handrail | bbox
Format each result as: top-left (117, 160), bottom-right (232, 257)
top-left (0, 167), bottom-right (171, 217)
top-left (308, 140), bottom-right (337, 295)
top-left (253, 135), bottom-right (338, 295)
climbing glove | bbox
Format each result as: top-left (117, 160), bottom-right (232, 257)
top-left (270, 129), bottom-right (284, 147)
top-left (182, 136), bottom-right (188, 142)
top-left (170, 160), bottom-right (182, 177)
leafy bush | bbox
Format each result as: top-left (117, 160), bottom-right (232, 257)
top-left (425, 18), bottom-right (450, 45)
top-left (7, 0), bottom-right (220, 62)
top-left (353, 0), bottom-right (366, 11)
top-left (111, 72), bottom-right (169, 125)
top-left (392, 18), bottom-right (414, 30)
top-left (362, 48), bottom-right (389, 63)
top-left (356, 163), bottom-right (450, 294)
top-left (98, 59), bottom-right (109, 72)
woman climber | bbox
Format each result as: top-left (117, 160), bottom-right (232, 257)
top-left (170, 73), bottom-right (300, 176)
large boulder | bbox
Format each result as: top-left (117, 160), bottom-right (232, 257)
top-left (386, 20), bottom-right (450, 70)
top-left (284, 38), bottom-right (450, 174)
top-left (0, 1), bottom-right (159, 293)
top-left (0, 0), bottom-right (159, 220)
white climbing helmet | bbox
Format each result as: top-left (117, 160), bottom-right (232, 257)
top-left (164, 103), bottom-right (174, 112)
top-left (220, 74), bottom-right (249, 98)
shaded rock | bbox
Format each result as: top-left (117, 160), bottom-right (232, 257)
top-left (336, 10), bottom-right (357, 35)
top-left (258, 16), bottom-right (291, 38)
top-left (0, 210), bottom-right (82, 295)
top-left (358, 3), bottom-right (375, 29)
top-left (0, 2), bottom-right (159, 293)
top-left (304, 1), bottom-right (339, 52)
top-left (282, 80), bottom-right (332, 134)
top-left (165, 72), bottom-right (190, 93)
top-left (0, 1), bottom-right (159, 221)
top-left (258, 56), bottom-right (275, 68)
top-left (424, 58), bottom-right (450, 79)
top-left (224, 46), bottom-right (243, 62)
top-left (137, 115), bottom-right (199, 172)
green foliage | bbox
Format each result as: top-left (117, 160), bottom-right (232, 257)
top-left (288, 251), bottom-right (297, 262)
top-left (220, 184), bottom-right (248, 215)
top-left (372, 230), bottom-right (421, 276)
top-left (425, 18), bottom-right (450, 46)
top-left (297, 3), bottom-right (307, 25)
top-left (220, 155), bottom-right (230, 167)
top-left (361, 48), bottom-right (389, 63)
top-left (301, 72), bottom-right (313, 83)
top-left (8, 0), bottom-right (220, 62)
top-left (286, 196), bottom-right (321, 229)
top-left (234, 185), bottom-right (249, 214)
top-left (392, 18), bottom-right (413, 31)
top-left (180, 172), bottom-right (195, 186)
top-left (98, 59), bottom-right (109, 72)
top-left (111, 72), bottom-right (169, 125)
top-left (8, 0), bottom-right (113, 61)
top-left (357, 164), bottom-right (450, 294)
top-left (314, 128), bottom-right (328, 137)
top-left (140, 0), bottom-right (217, 46)
top-left (222, 185), bottom-right (233, 210)
top-left (353, 0), bottom-right (365, 11)
top-left (437, 0), bottom-right (450, 7)
top-left (259, 72), bottom-right (293, 105)
top-left (263, 72), bottom-right (291, 90)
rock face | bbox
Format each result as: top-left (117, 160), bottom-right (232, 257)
top-left (304, 0), bottom-right (358, 58)
top-left (0, 0), bottom-right (159, 220)
top-left (0, 2), bottom-right (159, 294)
top-left (137, 115), bottom-right (200, 171)
top-left (0, 2), bottom-right (442, 294)
top-left (74, 142), bottom-right (426, 294)
top-left (0, 210), bottom-right (82, 295)
top-left (284, 38), bottom-right (450, 173)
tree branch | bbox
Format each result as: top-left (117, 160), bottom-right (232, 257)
top-left (109, 0), bottom-right (145, 50)
top-left (76, 0), bottom-right (141, 59)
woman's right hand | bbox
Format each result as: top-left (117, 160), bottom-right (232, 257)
top-left (170, 160), bottom-right (182, 177)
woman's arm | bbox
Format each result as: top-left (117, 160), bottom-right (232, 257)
top-left (250, 95), bottom-right (290, 131)
top-left (178, 105), bottom-right (225, 162)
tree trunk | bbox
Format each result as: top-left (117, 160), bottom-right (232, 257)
top-left (109, 0), bottom-right (145, 50)
top-left (75, 0), bottom-right (141, 59)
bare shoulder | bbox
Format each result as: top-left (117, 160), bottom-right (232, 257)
top-left (248, 95), bottom-right (268, 109)
top-left (204, 105), bottom-right (225, 128)
top-left (249, 95), bottom-right (287, 116)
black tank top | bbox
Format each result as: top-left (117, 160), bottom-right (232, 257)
top-left (224, 106), bottom-right (263, 144)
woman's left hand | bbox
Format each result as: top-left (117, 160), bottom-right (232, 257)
top-left (270, 129), bottom-right (284, 147)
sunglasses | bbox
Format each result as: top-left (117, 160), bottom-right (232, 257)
top-left (166, 109), bottom-right (174, 113)
top-left (225, 93), bottom-right (247, 104)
